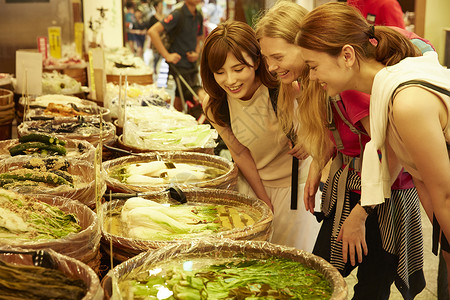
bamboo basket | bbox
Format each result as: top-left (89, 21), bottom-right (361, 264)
top-left (0, 138), bottom-right (96, 162)
top-left (18, 95), bottom-right (111, 122)
top-left (0, 247), bottom-right (103, 300)
top-left (17, 119), bottom-right (116, 147)
top-left (0, 194), bottom-right (101, 274)
top-left (0, 156), bottom-right (104, 208)
top-left (101, 239), bottom-right (347, 300)
top-left (100, 188), bottom-right (273, 262)
top-left (0, 88), bottom-right (14, 140)
top-left (116, 134), bottom-right (215, 155)
top-left (102, 151), bottom-right (237, 194)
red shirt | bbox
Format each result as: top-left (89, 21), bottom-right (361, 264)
top-left (331, 90), bottom-right (414, 190)
top-left (347, 0), bottom-right (405, 28)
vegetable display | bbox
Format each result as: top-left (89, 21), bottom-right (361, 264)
top-left (0, 157), bottom-right (74, 189)
top-left (105, 197), bottom-right (256, 241)
top-left (0, 259), bottom-right (87, 300)
top-left (118, 256), bottom-right (332, 299)
top-left (0, 188), bottom-right (81, 240)
top-left (9, 133), bottom-right (67, 156)
top-left (110, 160), bottom-right (226, 186)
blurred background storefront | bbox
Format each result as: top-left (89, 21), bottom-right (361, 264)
top-left (0, 0), bottom-right (449, 75)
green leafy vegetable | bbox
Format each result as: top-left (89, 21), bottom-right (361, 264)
top-left (0, 188), bottom-right (81, 240)
top-left (119, 257), bottom-right (332, 299)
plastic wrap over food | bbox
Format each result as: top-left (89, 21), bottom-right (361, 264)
top-left (102, 239), bottom-right (347, 300)
top-left (17, 119), bottom-right (116, 147)
top-left (0, 156), bottom-right (105, 207)
top-left (42, 71), bottom-right (84, 95)
top-left (123, 121), bottom-right (217, 151)
top-left (0, 194), bottom-right (102, 273)
top-left (100, 188), bottom-right (273, 262)
top-left (104, 82), bottom-right (170, 119)
top-left (103, 152), bottom-right (237, 194)
top-left (20, 94), bottom-right (111, 122)
top-left (0, 246), bottom-right (103, 300)
top-left (0, 138), bottom-right (96, 162)
top-left (125, 105), bottom-right (197, 131)
top-left (105, 48), bottom-right (152, 75)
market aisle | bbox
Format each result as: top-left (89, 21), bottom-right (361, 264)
top-left (345, 204), bottom-right (439, 299)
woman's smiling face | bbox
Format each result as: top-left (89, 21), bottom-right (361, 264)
top-left (259, 36), bottom-right (305, 85)
top-left (300, 47), bottom-right (352, 97)
top-left (213, 51), bottom-right (259, 100)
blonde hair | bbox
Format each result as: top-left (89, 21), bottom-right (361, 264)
top-left (254, 0), bottom-right (332, 166)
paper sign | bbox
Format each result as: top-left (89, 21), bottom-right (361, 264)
top-left (48, 26), bottom-right (62, 59)
top-left (15, 49), bottom-right (43, 95)
top-left (74, 22), bottom-right (84, 57)
top-left (37, 36), bottom-right (48, 60)
top-left (87, 48), bottom-right (106, 102)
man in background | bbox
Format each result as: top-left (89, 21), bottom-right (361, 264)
top-left (148, 0), bottom-right (205, 112)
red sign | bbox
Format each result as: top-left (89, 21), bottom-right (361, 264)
top-left (37, 36), bottom-right (48, 59)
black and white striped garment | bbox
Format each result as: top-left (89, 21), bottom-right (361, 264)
top-left (322, 168), bottom-right (424, 292)
top-left (377, 188), bottom-right (424, 293)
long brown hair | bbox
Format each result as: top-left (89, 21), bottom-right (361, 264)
top-left (254, 1), bottom-right (331, 165)
top-left (200, 20), bottom-right (278, 127)
top-left (296, 2), bottom-right (420, 66)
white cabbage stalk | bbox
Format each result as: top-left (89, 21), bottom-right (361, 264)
top-left (125, 161), bottom-right (167, 175)
top-left (125, 174), bottom-right (166, 185)
top-left (121, 197), bottom-right (165, 222)
top-left (120, 197), bottom-right (218, 240)
top-left (0, 207), bottom-right (30, 232)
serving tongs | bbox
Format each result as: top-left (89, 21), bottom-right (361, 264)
top-left (103, 145), bottom-right (176, 169)
top-left (0, 249), bottom-right (57, 269)
top-left (103, 144), bottom-right (143, 156)
top-left (108, 186), bottom-right (187, 204)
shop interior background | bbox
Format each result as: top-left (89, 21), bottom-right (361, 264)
top-left (0, 0), bottom-right (449, 76)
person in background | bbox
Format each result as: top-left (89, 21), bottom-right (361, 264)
top-left (346, 0), bottom-right (405, 28)
top-left (296, 2), bottom-right (450, 298)
top-left (125, 1), bottom-right (136, 54)
top-left (148, 0), bottom-right (205, 111)
top-left (255, 1), bottom-right (427, 298)
top-left (200, 20), bottom-right (321, 251)
top-left (148, 0), bottom-right (165, 74)
top-left (130, 8), bottom-right (148, 58)
top-left (202, 0), bottom-right (225, 33)
top-left (138, 0), bottom-right (152, 25)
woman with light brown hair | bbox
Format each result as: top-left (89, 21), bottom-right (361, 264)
top-left (296, 2), bottom-right (450, 297)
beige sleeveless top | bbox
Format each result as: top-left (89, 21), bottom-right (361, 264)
top-left (387, 83), bottom-right (450, 180)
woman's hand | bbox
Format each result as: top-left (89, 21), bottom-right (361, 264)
top-left (262, 196), bottom-right (274, 212)
top-left (287, 142), bottom-right (309, 160)
top-left (337, 204), bottom-right (368, 266)
top-left (304, 160), bottom-right (321, 214)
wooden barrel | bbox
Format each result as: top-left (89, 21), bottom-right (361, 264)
top-left (0, 88), bottom-right (14, 140)
top-left (44, 67), bottom-right (88, 86)
top-left (106, 74), bottom-right (153, 85)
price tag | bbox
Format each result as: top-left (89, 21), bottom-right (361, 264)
top-left (74, 22), bottom-right (84, 57)
top-left (48, 26), bottom-right (62, 59)
top-left (37, 36), bottom-right (48, 60)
